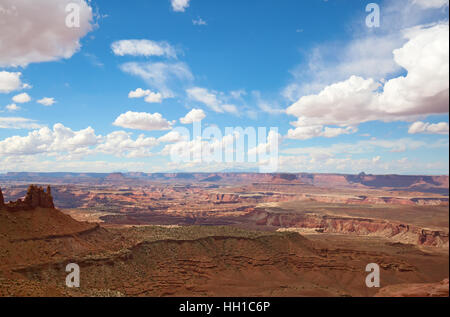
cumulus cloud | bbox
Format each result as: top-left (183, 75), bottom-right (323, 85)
top-left (186, 87), bottom-right (239, 114)
top-left (121, 62), bottom-right (193, 98)
top-left (180, 108), bottom-right (206, 124)
top-left (5, 104), bottom-right (20, 112)
top-left (129, 88), bottom-right (151, 98)
top-left (0, 71), bottom-right (23, 93)
top-left (0, 123), bottom-right (100, 155)
top-left (111, 40), bottom-right (177, 58)
top-left (128, 88), bottom-right (163, 103)
top-left (286, 75), bottom-right (381, 127)
top-left (158, 130), bottom-right (187, 143)
top-left (0, 122), bottom-right (185, 160)
top-left (286, 23), bottom-right (449, 134)
top-left (377, 23), bottom-right (449, 116)
top-left (171, 0), bottom-right (191, 12)
top-left (96, 131), bottom-right (159, 158)
top-left (0, 117), bottom-right (43, 129)
top-left (37, 97), bottom-right (56, 106)
top-left (160, 131), bottom-right (240, 163)
top-left (113, 111), bottom-right (174, 131)
top-left (408, 121), bottom-right (449, 135)
top-left (287, 125), bottom-right (357, 140)
top-left (0, 0), bottom-right (94, 67)
top-left (282, 33), bottom-right (403, 101)
top-left (12, 92), bottom-right (31, 103)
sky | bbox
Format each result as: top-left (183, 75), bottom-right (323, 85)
top-left (0, 0), bottom-right (448, 174)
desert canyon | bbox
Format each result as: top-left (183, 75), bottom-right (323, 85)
top-left (0, 172), bottom-right (448, 297)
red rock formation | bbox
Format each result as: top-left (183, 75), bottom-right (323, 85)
top-left (4, 185), bottom-right (55, 211)
top-left (248, 209), bottom-right (449, 248)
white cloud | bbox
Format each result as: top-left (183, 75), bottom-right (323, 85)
top-left (171, 0), bottom-right (190, 12)
top-left (377, 23), bottom-right (449, 116)
top-left (286, 125), bottom-right (357, 140)
top-left (408, 121), bottom-right (449, 135)
top-left (144, 93), bottom-right (163, 103)
top-left (121, 62), bottom-right (193, 98)
top-left (221, 104), bottom-right (238, 114)
top-left (37, 97), bottom-right (56, 106)
top-left (276, 154), bottom-right (447, 174)
top-left (193, 17), bottom-right (207, 26)
top-left (158, 130), bottom-right (187, 143)
top-left (282, 138), bottom-right (447, 158)
top-left (286, 23), bottom-right (449, 132)
top-left (96, 131), bottom-right (159, 158)
top-left (248, 130), bottom-right (281, 157)
top-left (0, 0), bottom-right (94, 67)
top-left (111, 40), bottom-right (177, 58)
top-left (412, 0), bottom-right (449, 8)
top-left (0, 71), bottom-right (23, 93)
top-left (286, 75), bottom-right (381, 127)
top-left (180, 108), bottom-right (206, 124)
top-left (0, 123), bottom-right (175, 160)
top-left (113, 111), bottom-right (174, 131)
top-left (277, 136), bottom-right (448, 174)
top-left (128, 88), bottom-right (163, 103)
top-left (0, 123), bottom-right (100, 155)
top-left (282, 33), bottom-right (403, 101)
top-left (0, 117), bottom-right (43, 129)
top-left (5, 103), bottom-right (20, 112)
top-left (186, 87), bottom-right (239, 114)
top-left (12, 92), bottom-right (31, 103)
top-left (128, 88), bottom-right (151, 98)
top-left (186, 87), bottom-right (221, 112)
top-left (160, 131), bottom-right (240, 163)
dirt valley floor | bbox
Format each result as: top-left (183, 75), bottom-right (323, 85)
top-left (0, 172), bottom-right (448, 297)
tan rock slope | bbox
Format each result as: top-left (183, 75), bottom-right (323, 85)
top-left (375, 279), bottom-right (449, 297)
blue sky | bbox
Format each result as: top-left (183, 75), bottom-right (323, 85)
top-left (0, 0), bottom-right (448, 174)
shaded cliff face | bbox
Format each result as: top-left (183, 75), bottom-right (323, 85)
top-left (0, 187), bottom-right (4, 209)
top-left (249, 208), bottom-right (449, 248)
top-left (2, 185), bottom-right (54, 211)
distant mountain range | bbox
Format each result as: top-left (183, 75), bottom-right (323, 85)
top-left (1, 172), bottom-right (448, 195)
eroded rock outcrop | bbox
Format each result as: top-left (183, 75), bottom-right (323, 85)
top-left (2, 185), bottom-right (55, 211)
top-left (249, 209), bottom-right (449, 248)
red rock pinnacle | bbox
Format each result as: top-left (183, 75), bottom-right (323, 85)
top-left (3, 185), bottom-right (55, 211)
